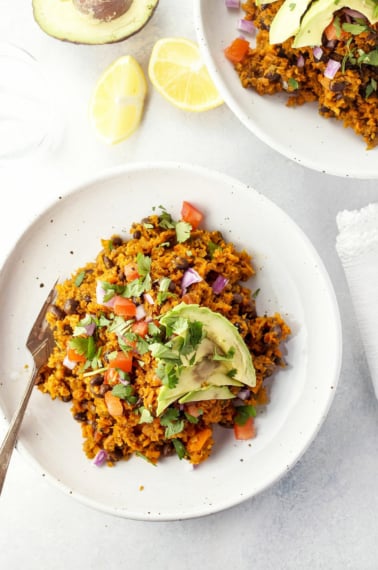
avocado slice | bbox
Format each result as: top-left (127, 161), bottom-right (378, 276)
top-left (292, 0), bottom-right (378, 47)
top-left (155, 303), bottom-right (256, 415)
top-left (32, 0), bottom-right (159, 45)
top-left (269, 0), bottom-right (312, 44)
top-left (178, 386), bottom-right (236, 405)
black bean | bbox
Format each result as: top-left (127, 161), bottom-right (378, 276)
top-left (90, 374), bottom-right (104, 387)
top-left (133, 230), bottom-right (142, 239)
top-left (265, 72), bottom-right (281, 83)
top-left (232, 293), bottom-right (243, 304)
top-left (62, 394), bottom-right (72, 402)
top-left (112, 236), bottom-right (123, 247)
top-left (64, 298), bottom-right (79, 314)
top-left (84, 295), bottom-right (91, 303)
top-left (49, 304), bottom-right (65, 320)
top-left (174, 256), bottom-right (189, 270)
top-left (99, 384), bottom-right (111, 396)
top-left (103, 255), bottom-right (114, 268)
top-left (330, 81), bottom-right (347, 92)
top-left (168, 281), bottom-right (176, 293)
top-left (73, 412), bottom-right (87, 422)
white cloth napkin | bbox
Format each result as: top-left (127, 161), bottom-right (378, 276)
top-left (336, 203), bottom-right (378, 398)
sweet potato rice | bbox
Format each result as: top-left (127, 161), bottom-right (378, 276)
top-left (226, 0), bottom-right (378, 148)
top-left (37, 202), bottom-right (290, 467)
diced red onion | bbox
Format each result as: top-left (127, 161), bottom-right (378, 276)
top-left (225, 0), bottom-right (240, 8)
top-left (313, 46), bottom-right (323, 61)
top-left (135, 304), bottom-right (146, 321)
top-left (237, 18), bottom-right (256, 35)
top-left (118, 376), bottom-right (130, 386)
top-left (96, 281), bottom-right (115, 307)
top-left (343, 8), bottom-right (365, 19)
top-left (296, 54), bottom-right (305, 67)
top-left (181, 268), bottom-right (203, 294)
top-left (324, 59), bottom-right (341, 79)
top-left (212, 275), bottom-right (229, 294)
top-left (84, 322), bottom-right (96, 336)
top-left (63, 355), bottom-right (76, 370)
top-left (93, 449), bottom-right (108, 467)
top-left (237, 388), bottom-right (251, 400)
top-left (326, 39), bottom-right (337, 49)
top-left (144, 292), bottom-right (154, 305)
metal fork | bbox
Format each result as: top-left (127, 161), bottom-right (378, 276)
top-left (0, 280), bottom-right (57, 494)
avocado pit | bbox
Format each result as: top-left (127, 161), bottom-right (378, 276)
top-left (72, 0), bottom-right (132, 22)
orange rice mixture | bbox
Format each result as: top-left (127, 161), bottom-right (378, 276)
top-left (232, 0), bottom-right (378, 148)
top-left (37, 206), bottom-right (290, 466)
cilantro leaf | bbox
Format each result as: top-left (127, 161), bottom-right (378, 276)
top-left (74, 271), bottom-right (86, 287)
top-left (234, 405), bottom-right (257, 426)
top-left (175, 221), bottom-right (192, 243)
top-left (160, 408), bottom-right (185, 438)
top-left (213, 346), bottom-right (235, 361)
top-left (138, 407), bottom-right (154, 424)
top-left (172, 439), bottom-right (187, 459)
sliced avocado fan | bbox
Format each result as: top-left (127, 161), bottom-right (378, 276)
top-left (267, 0), bottom-right (378, 47)
top-left (32, 0), bottom-right (159, 45)
top-left (153, 303), bottom-right (256, 416)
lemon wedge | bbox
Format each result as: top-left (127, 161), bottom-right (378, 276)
top-left (89, 55), bottom-right (147, 144)
top-left (148, 37), bottom-right (223, 112)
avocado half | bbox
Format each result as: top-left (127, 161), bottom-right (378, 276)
top-left (32, 0), bottom-right (159, 45)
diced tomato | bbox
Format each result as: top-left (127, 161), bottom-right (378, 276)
top-left (67, 346), bottom-right (86, 363)
top-left (181, 201), bottom-right (204, 230)
top-left (124, 262), bottom-right (140, 282)
top-left (224, 37), bottom-right (250, 64)
top-left (233, 417), bottom-right (256, 440)
top-left (324, 19), bottom-right (347, 41)
top-left (109, 351), bottom-right (133, 373)
top-left (131, 320), bottom-right (149, 337)
top-left (113, 296), bottom-right (137, 318)
top-left (185, 403), bottom-right (202, 418)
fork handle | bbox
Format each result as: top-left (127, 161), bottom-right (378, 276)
top-left (0, 366), bottom-right (38, 495)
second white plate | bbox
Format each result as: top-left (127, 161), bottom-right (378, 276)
top-left (194, 0), bottom-right (378, 179)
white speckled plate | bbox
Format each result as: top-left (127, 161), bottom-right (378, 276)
top-left (194, 0), bottom-right (378, 179)
top-left (0, 162), bottom-right (342, 520)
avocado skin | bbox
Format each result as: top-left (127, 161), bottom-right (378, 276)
top-left (32, 0), bottom-right (159, 45)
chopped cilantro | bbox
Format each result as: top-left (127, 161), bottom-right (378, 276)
top-left (175, 221), bottom-right (192, 243)
top-left (69, 336), bottom-right (97, 360)
top-left (342, 22), bottom-right (368, 35)
top-left (160, 408), bottom-right (185, 437)
top-left (213, 346), bottom-right (235, 361)
top-left (136, 253), bottom-right (151, 277)
top-left (207, 241), bottom-right (221, 258)
top-left (288, 77), bottom-right (299, 90)
top-left (74, 271), bottom-right (86, 287)
top-left (234, 404), bottom-right (257, 426)
top-left (111, 383), bottom-right (137, 404)
top-left (157, 277), bottom-right (176, 305)
top-left (138, 407), bottom-right (154, 424)
top-left (172, 439), bottom-right (187, 459)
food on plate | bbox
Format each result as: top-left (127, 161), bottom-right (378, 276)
top-left (32, 0), bottom-right (159, 44)
top-left (37, 202), bottom-right (290, 466)
top-left (148, 38), bottom-right (224, 111)
top-left (225, 0), bottom-right (378, 148)
top-left (89, 55), bottom-right (147, 144)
